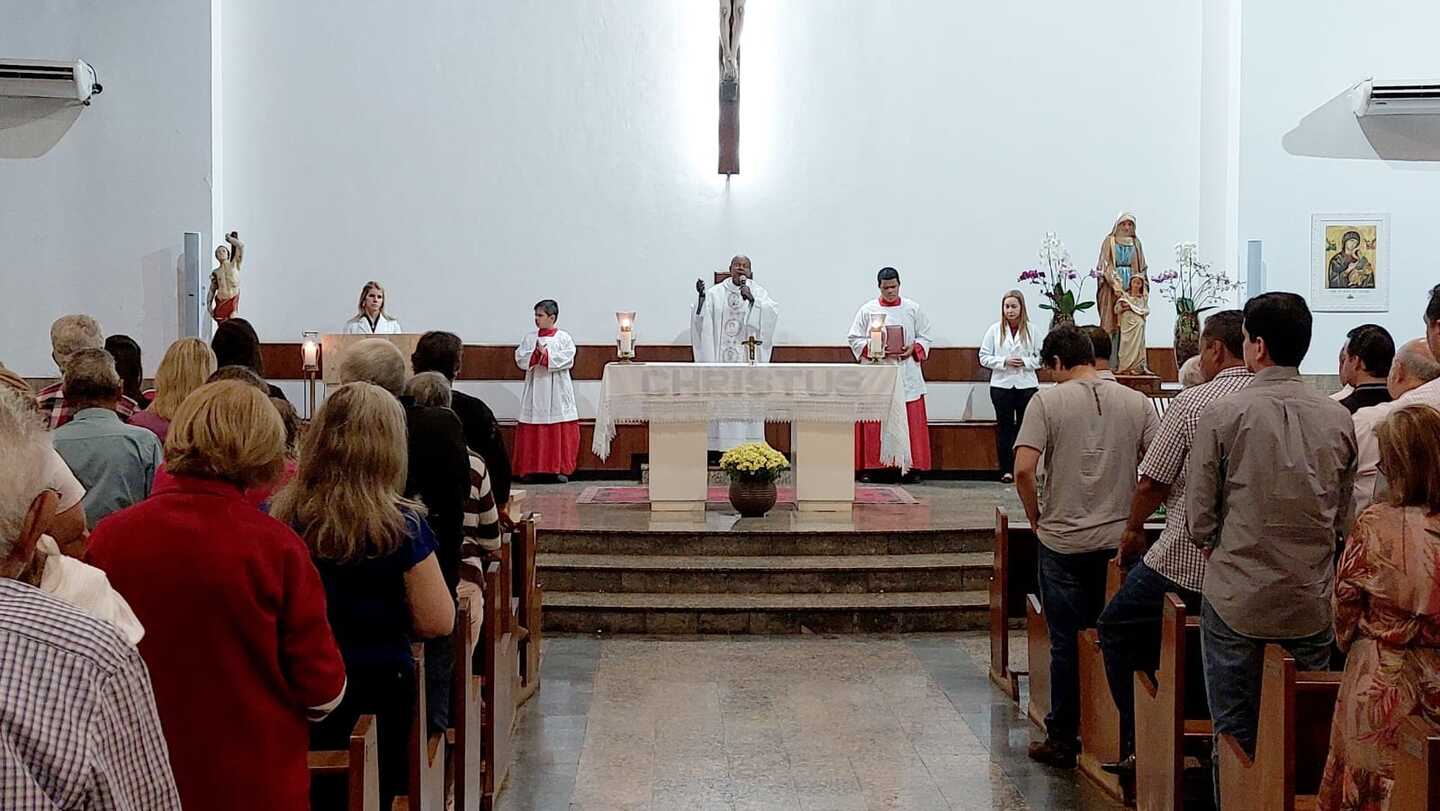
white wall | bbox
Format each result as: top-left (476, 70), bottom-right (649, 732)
top-left (0, 0), bottom-right (213, 375)
top-left (1237, 0), bottom-right (1440, 372)
top-left (222, 1), bottom-right (1202, 351)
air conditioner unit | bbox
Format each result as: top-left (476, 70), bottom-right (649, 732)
top-left (0, 59), bottom-right (102, 105)
top-left (1351, 78), bottom-right (1440, 117)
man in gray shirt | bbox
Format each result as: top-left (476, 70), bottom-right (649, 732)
top-left (1187, 292), bottom-right (1356, 805)
top-left (1014, 325), bottom-right (1157, 768)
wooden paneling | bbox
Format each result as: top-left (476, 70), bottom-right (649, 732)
top-left (260, 342), bottom-right (1181, 383)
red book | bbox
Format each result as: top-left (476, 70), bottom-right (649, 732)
top-left (883, 325), bottom-right (905, 357)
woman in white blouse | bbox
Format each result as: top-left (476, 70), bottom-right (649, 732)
top-left (342, 281), bottom-right (404, 334)
top-left (979, 289), bottom-right (1041, 483)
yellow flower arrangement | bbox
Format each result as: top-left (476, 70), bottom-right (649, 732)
top-left (719, 442), bottom-right (790, 482)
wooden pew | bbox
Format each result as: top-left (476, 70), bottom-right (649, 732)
top-left (392, 644), bottom-right (448, 811)
top-left (1133, 594), bottom-right (1211, 811)
top-left (1217, 645), bottom-right (1341, 811)
top-left (450, 569), bottom-right (484, 811)
top-left (512, 512), bottom-right (544, 706)
top-left (1077, 558), bottom-right (1127, 801)
top-left (1390, 717), bottom-right (1440, 811)
top-left (480, 558), bottom-right (519, 810)
top-left (1025, 593), bottom-right (1052, 731)
top-left (308, 715), bottom-right (381, 811)
top-left (989, 507), bottom-right (1038, 699)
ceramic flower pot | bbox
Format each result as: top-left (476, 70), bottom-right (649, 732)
top-left (728, 478), bottom-right (777, 518)
top-left (1173, 309), bottom-right (1201, 368)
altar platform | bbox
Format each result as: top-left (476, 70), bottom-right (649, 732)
top-left (526, 479), bottom-right (1024, 635)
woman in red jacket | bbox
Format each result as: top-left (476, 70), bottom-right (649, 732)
top-left (89, 380), bottom-right (346, 811)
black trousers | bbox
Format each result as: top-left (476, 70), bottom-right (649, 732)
top-left (990, 386), bottom-right (1037, 476)
top-left (311, 661), bottom-right (416, 808)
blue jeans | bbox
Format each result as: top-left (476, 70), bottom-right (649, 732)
top-left (1199, 599), bottom-right (1333, 807)
top-left (1037, 544), bottom-right (1115, 747)
top-left (1096, 560), bottom-right (1202, 757)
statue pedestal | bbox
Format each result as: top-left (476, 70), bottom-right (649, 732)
top-left (1116, 373), bottom-right (1163, 396)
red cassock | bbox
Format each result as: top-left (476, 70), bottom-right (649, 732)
top-left (855, 395), bottom-right (932, 471)
top-left (513, 421), bottom-right (581, 476)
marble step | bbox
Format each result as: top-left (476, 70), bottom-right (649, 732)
top-left (543, 590), bottom-right (988, 634)
top-left (538, 552), bottom-right (992, 594)
top-left (538, 528), bottom-right (993, 557)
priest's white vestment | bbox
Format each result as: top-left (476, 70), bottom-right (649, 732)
top-left (690, 278), bottom-right (780, 451)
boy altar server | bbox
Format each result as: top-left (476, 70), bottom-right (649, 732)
top-left (848, 267), bottom-right (933, 475)
top-left (513, 299), bottom-right (579, 481)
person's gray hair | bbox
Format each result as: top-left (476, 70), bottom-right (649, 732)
top-left (0, 388), bottom-right (51, 553)
top-left (62, 348), bottom-right (122, 405)
top-left (403, 371), bottom-right (452, 409)
top-left (49, 314), bottom-right (104, 364)
top-left (1179, 356), bottom-right (1206, 388)
top-left (1395, 338), bottom-right (1440, 384)
top-left (338, 339), bottom-right (407, 395)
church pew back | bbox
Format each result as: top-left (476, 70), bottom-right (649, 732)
top-left (450, 571), bottom-right (483, 811)
top-left (989, 507), bottom-right (1038, 699)
top-left (1134, 594), bottom-right (1209, 811)
top-left (513, 513), bottom-right (544, 706)
top-left (1217, 645), bottom-right (1341, 811)
top-left (481, 558), bottom-right (518, 808)
top-left (391, 643), bottom-right (447, 811)
top-left (1077, 559), bottom-right (1128, 802)
top-left (1390, 717), bottom-right (1440, 811)
top-left (308, 715), bottom-right (381, 811)
top-left (1025, 593), bottom-right (1051, 730)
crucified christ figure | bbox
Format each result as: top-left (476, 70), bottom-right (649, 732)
top-left (718, 0), bottom-right (745, 175)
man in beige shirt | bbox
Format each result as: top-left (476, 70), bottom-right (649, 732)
top-left (1014, 325), bottom-right (1157, 767)
top-left (1187, 292), bottom-right (1356, 805)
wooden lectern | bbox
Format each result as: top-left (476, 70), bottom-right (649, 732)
top-left (320, 333), bottom-right (424, 387)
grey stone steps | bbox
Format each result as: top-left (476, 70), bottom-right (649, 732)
top-left (542, 590), bottom-right (989, 634)
top-left (538, 528), bottom-right (993, 556)
top-left (537, 552), bottom-right (992, 594)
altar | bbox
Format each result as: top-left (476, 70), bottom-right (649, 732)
top-left (592, 362), bottom-right (912, 512)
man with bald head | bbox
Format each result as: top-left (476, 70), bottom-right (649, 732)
top-left (692, 255), bottom-right (781, 451)
top-left (1351, 336), bottom-right (1440, 515)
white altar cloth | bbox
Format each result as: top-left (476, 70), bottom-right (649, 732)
top-left (592, 362), bottom-right (912, 471)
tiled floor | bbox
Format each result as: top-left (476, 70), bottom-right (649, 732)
top-left (497, 633), bottom-right (1123, 810)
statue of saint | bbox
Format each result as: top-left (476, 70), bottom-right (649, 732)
top-left (1095, 212), bottom-right (1147, 365)
top-left (208, 231), bottom-right (243, 323)
top-left (1115, 274), bottom-right (1150, 375)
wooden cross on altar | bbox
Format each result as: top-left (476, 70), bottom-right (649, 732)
top-left (718, 0), bottom-right (745, 175)
top-left (742, 335), bottom-right (762, 364)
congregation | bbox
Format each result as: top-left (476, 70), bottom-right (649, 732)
top-left (1, 280), bottom-right (1439, 810)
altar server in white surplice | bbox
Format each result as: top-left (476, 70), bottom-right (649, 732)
top-left (848, 267), bottom-right (933, 475)
top-left (514, 299), bottom-right (580, 481)
top-left (691, 255), bottom-right (780, 451)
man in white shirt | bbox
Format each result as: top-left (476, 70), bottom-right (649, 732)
top-left (1352, 337), bottom-right (1440, 515)
top-left (691, 255), bottom-right (780, 451)
top-left (847, 267), bottom-right (933, 477)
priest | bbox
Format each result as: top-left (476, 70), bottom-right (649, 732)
top-left (848, 267), bottom-right (933, 477)
top-left (691, 255), bottom-right (780, 451)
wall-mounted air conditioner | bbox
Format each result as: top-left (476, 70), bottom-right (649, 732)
top-left (0, 59), bottom-right (102, 105)
top-left (1351, 78), bottom-right (1440, 117)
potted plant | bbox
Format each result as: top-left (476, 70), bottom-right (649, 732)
top-left (719, 442), bottom-right (790, 517)
top-left (1018, 232), bottom-right (1093, 330)
top-left (1150, 242), bottom-right (1240, 366)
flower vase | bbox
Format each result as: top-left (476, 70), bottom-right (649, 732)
top-left (729, 478), bottom-right (777, 517)
top-left (1173, 308), bottom-right (1201, 368)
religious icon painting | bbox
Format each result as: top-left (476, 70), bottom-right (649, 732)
top-left (1310, 213), bottom-right (1389, 312)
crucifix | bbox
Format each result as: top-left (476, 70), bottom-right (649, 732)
top-left (742, 334), bottom-right (762, 364)
top-left (718, 0), bottom-right (745, 175)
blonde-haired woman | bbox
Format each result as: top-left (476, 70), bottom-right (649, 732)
top-left (131, 337), bottom-right (216, 442)
top-left (88, 381), bottom-right (347, 811)
top-left (271, 382), bottom-right (454, 805)
top-left (1317, 404), bottom-right (1440, 810)
top-left (342, 280), bottom-right (403, 334)
top-left (980, 289), bottom-right (1041, 482)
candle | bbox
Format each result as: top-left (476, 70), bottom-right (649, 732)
top-left (300, 331), bottom-right (320, 372)
top-left (866, 313), bottom-right (887, 360)
top-left (615, 311), bottom-right (636, 359)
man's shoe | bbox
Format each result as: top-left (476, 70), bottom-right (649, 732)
top-left (1100, 754), bottom-right (1136, 777)
top-left (1027, 739), bottom-right (1077, 769)
top-left (1001, 473), bottom-right (1015, 484)
top-left (555, 474), bottom-right (569, 484)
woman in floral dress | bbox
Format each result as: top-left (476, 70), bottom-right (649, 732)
top-left (1318, 404), bottom-right (1440, 810)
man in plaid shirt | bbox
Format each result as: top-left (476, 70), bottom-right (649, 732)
top-left (35, 315), bottom-right (138, 429)
top-left (1095, 310), bottom-right (1253, 778)
top-left (0, 387), bottom-right (180, 810)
